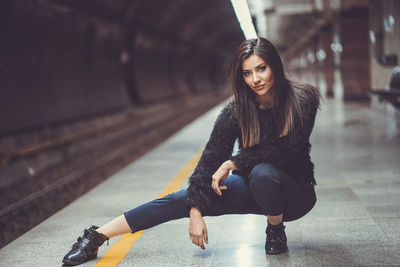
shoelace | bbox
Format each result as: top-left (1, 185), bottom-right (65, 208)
top-left (71, 229), bottom-right (109, 249)
top-left (267, 226), bottom-right (286, 240)
top-left (71, 229), bottom-right (90, 249)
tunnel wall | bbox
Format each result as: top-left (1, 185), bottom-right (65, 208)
top-left (0, 0), bottom-right (130, 134)
top-left (0, 0), bottom-right (242, 135)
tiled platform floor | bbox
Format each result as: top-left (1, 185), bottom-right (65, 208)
top-left (1, 99), bottom-right (399, 266)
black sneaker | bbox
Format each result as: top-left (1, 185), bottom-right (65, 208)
top-left (265, 222), bottom-right (288, 255)
top-left (62, 226), bottom-right (109, 266)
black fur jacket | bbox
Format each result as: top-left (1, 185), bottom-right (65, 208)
top-left (186, 88), bottom-right (320, 214)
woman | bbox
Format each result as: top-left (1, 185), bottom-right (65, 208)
top-left (62, 37), bottom-right (321, 266)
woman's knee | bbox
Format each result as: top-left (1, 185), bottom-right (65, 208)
top-left (222, 175), bottom-right (251, 205)
top-left (224, 175), bottom-right (248, 193)
top-left (249, 163), bottom-right (282, 189)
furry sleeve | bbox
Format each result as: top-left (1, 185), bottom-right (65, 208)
top-left (186, 102), bottom-right (239, 214)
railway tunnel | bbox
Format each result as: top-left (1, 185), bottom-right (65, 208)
top-left (0, 0), bottom-right (244, 247)
top-left (1, 0), bottom-right (400, 266)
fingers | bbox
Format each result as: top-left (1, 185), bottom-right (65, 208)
top-left (219, 185), bottom-right (227, 191)
top-left (212, 167), bottom-right (229, 196)
top-left (189, 229), bottom-right (208, 249)
top-left (190, 234), bottom-right (205, 250)
top-left (212, 178), bottom-right (222, 196)
top-left (198, 235), bottom-right (205, 250)
top-left (212, 181), bottom-right (227, 196)
top-left (212, 177), bottom-right (228, 195)
top-left (194, 235), bottom-right (200, 248)
top-left (214, 187), bottom-right (222, 196)
top-left (190, 234), bottom-right (197, 246)
top-left (212, 185), bottom-right (227, 195)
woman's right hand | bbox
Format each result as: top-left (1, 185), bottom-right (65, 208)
top-left (211, 160), bottom-right (237, 196)
top-left (189, 208), bottom-right (208, 250)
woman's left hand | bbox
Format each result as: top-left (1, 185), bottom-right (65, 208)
top-left (211, 160), bottom-right (237, 196)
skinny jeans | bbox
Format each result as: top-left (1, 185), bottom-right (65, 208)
top-left (124, 163), bottom-right (316, 233)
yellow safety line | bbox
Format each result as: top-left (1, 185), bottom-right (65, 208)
top-left (95, 149), bottom-right (203, 267)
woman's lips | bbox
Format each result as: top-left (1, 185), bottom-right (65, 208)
top-left (254, 84), bottom-right (265, 90)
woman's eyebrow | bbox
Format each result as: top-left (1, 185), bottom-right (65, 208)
top-left (242, 63), bottom-right (266, 72)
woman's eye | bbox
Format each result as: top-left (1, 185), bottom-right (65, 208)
top-left (258, 66), bottom-right (266, 71)
top-left (242, 72), bottom-right (249, 77)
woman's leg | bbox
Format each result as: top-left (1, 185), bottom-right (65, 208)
top-left (63, 174), bottom-right (261, 265)
top-left (247, 162), bottom-right (316, 255)
top-left (248, 163), bottom-right (316, 222)
top-left (207, 174), bottom-right (262, 215)
top-left (96, 190), bottom-right (189, 238)
top-left (97, 164), bottom-right (315, 238)
top-left (95, 175), bottom-right (256, 239)
top-left (96, 215), bottom-right (131, 238)
top-left (267, 215), bottom-right (283, 225)
top-left (123, 189), bottom-right (190, 233)
top-left (63, 190), bottom-right (191, 265)
top-left (122, 174), bottom-right (262, 234)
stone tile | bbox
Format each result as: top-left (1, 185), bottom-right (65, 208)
top-left (121, 224), bottom-right (215, 267)
top-left (374, 218), bottom-right (400, 241)
top-left (350, 182), bottom-right (400, 196)
top-left (364, 204), bottom-right (400, 219)
top-left (211, 244), bottom-right (308, 267)
top-left (314, 186), bottom-right (359, 202)
top-left (304, 240), bottom-right (400, 266)
top-left (299, 219), bottom-right (387, 244)
top-left (342, 170), bottom-right (400, 185)
top-left (301, 201), bottom-right (372, 222)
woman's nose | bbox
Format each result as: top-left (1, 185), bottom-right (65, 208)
top-left (252, 73), bottom-right (260, 83)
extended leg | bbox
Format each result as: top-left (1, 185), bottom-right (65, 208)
top-left (123, 174), bottom-right (266, 233)
top-left (62, 190), bottom-right (190, 266)
top-left (97, 215), bottom-right (131, 238)
top-left (97, 188), bottom-right (191, 237)
top-left (123, 189), bottom-right (190, 233)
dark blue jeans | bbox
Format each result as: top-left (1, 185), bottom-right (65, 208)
top-left (124, 163), bottom-right (316, 233)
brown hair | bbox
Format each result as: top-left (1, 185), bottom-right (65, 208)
top-left (230, 37), bottom-right (320, 148)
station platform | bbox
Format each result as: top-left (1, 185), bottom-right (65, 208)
top-left (0, 98), bottom-right (399, 266)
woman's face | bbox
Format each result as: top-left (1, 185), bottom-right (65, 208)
top-left (241, 54), bottom-right (275, 98)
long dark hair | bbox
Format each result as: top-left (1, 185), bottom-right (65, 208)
top-left (230, 37), bottom-right (320, 148)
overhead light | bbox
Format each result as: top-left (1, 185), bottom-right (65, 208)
top-left (330, 42), bottom-right (343, 53)
top-left (317, 49), bottom-right (326, 61)
top-left (384, 15), bottom-right (395, 33)
top-left (231, 0), bottom-right (258, 39)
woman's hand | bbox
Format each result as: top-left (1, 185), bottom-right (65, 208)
top-left (189, 208), bottom-right (208, 250)
top-left (211, 160), bottom-right (238, 196)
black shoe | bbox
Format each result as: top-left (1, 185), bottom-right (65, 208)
top-left (265, 222), bottom-right (288, 255)
top-left (62, 226), bottom-right (109, 266)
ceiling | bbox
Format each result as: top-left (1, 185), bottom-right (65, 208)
top-left (51, 0), bottom-right (244, 58)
